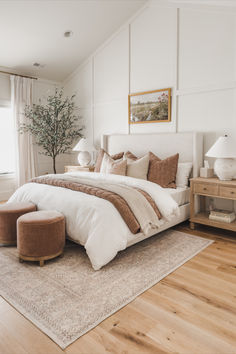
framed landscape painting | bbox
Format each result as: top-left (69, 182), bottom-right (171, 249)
top-left (128, 88), bottom-right (171, 124)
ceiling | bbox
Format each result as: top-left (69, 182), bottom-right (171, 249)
top-left (0, 0), bottom-right (146, 82)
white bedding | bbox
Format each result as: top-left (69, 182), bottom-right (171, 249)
top-left (9, 172), bottom-right (179, 270)
top-left (166, 187), bottom-right (190, 207)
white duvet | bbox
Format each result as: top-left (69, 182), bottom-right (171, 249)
top-left (9, 172), bottom-right (179, 270)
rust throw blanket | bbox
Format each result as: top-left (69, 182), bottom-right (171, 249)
top-left (31, 176), bottom-right (162, 234)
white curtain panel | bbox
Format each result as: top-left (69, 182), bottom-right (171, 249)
top-left (10, 75), bottom-right (37, 187)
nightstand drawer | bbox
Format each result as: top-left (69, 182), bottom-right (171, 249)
top-left (194, 183), bottom-right (218, 196)
top-left (219, 186), bottom-right (236, 199)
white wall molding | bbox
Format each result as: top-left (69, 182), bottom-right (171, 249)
top-left (128, 22), bottom-right (131, 135)
top-left (64, 2), bottom-right (236, 149)
top-left (174, 7), bottom-right (180, 133)
top-left (93, 99), bottom-right (128, 108)
top-left (92, 56), bottom-right (95, 145)
top-left (63, 0), bottom-right (236, 87)
top-left (0, 99), bottom-right (11, 107)
top-left (176, 82), bottom-right (236, 96)
top-left (0, 175), bottom-right (16, 201)
top-left (149, 0), bottom-right (236, 12)
top-left (168, 0), bottom-right (236, 8)
top-left (0, 190), bottom-right (13, 201)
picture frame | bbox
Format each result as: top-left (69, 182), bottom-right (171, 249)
top-left (128, 88), bottom-right (171, 124)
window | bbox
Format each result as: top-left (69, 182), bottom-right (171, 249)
top-left (0, 106), bottom-right (15, 174)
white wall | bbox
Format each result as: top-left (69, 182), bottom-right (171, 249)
top-left (64, 1), bottom-right (236, 158)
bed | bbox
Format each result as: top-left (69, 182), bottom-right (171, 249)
top-left (9, 132), bottom-right (203, 270)
top-left (102, 132), bottom-right (203, 247)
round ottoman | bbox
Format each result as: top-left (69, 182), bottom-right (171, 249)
top-left (0, 202), bottom-right (36, 246)
top-left (17, 210), bottom-right (65, 266)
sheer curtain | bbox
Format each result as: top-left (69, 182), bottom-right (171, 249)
top-left (11, 75), bottom-right (37, 187)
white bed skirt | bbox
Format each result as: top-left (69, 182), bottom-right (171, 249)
top-left (127, 203), bottom-right (190, 247)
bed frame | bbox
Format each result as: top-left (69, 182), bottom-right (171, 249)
top-left (102, 132), bottom-right (203, 246)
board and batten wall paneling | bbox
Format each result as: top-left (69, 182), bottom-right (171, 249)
top-left (178, 9), bottom-right (235, 89)
top-left (178, 90), bottom-right (235, 155)
top-left (130, 6), bottom-right (177, 134)
top-left (93, 27), bottom-right (129, 147)
top-left (64, 2), bottom-right (236, 158)
top-left (177, 7), bottom-right (236, 156)
top-left (64, 60), bottom-right (93, 110)
top-left (64, 60), bottom-right (93, 154)
top-left (130, 7), bottom-right (176, 92)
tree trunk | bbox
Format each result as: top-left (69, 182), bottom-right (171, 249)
top-left (53, 156), bottom-right (56, 174)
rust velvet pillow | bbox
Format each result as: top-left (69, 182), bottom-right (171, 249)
top-left (94, 149), bottom-right (124, 172)
top-left (148, 152), bottom-right (179, 188)
top-left (124, 151), bottom-right (179, 188)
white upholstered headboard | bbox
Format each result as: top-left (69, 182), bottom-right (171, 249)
top-left (101, 132), bottom-right (203, 178)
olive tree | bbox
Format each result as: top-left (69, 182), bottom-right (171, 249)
top-left (21, 88), bottom-right (83, 174)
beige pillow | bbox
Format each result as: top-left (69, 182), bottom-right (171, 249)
top-left (94, 149), bottom-right (124, 172)
top-left (124, 151), bottom-right (179, 187)
top-left (100, 152), bottom-right (127, 176)
top-left (125, 154), bottom-right (149, 180)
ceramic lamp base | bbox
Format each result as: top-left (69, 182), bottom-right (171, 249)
top-left (214, 158), bottom-right (236, 181)
top-left (78, 151), bottom-right (91, 167)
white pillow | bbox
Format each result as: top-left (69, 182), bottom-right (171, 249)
top-left (125, 154), bottom-right (149, 180)
top-left (176, 162), bottom-right (193, 188)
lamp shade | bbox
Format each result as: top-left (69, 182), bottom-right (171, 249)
top-left (205, 136), bottom-right (236, 159)
top-left (73, 138), bottom-right (94, 152)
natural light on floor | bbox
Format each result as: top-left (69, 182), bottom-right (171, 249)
top-left (0, 106), bottom-right (15, 174)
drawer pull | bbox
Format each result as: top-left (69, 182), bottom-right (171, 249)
top-left (231, 191), bottom-right (234, 194)
top-left (203, 187), bottom-right (207, 191)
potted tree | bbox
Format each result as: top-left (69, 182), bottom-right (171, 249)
top-left (21, 88), bottom-right (83, 174)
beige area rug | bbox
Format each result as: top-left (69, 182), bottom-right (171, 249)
top-left (0, 230), bottom-right (213, 349)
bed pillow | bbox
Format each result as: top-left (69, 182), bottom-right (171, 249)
top-left (176, 162), bottom-right (193, 188)
top-left (148, 152), bottom-right (179, 188)
top-left (94, 149), bottom-right (124, 172)
top-left (100, 152), bottom-right (127, 175)
top-left (124, 151), bottom-right (138, 161)
top-left (125, 154), bottom-right (149, 180)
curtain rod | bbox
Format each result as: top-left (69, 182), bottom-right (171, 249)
top-left (0, 70), bottom-right (38, 80)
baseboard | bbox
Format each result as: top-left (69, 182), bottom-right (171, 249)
top-left (0, 190), bottom-right (14, 201)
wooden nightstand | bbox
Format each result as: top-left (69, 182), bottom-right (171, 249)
top-left (64, 165), bottom-right (94, 173)
top-left (190, 177), bottom-right (236, 232)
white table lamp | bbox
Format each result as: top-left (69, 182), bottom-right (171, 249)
top-left (73, 138), bottom-right (95, 167)
top-left (205, 135), bottom-right (236, 180)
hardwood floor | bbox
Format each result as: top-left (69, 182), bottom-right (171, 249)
top-left (0, 222), bottom-right (235, 354)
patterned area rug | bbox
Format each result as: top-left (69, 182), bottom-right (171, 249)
top-left (0, 230), bottom-right (213, 349)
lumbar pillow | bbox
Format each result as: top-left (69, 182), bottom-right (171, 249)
top-left (124, 153), bottom-right (149, 180)
top-left (94, 149), bottom-right (124, 172)
top-left (148, 152), bottom-right (179, 188)
top-left (100, 152), bottom-right (127, 175)
top-left (176, 162), bottom-right (193, 188)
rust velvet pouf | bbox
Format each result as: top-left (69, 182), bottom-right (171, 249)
top-left (17, 210), bottom-right (65, 267)
top-left (0, 202), bottom-right (36, 246)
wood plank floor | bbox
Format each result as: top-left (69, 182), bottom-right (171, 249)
top-left (0, 221), bottom-right (235, 354)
